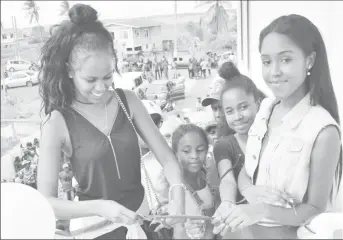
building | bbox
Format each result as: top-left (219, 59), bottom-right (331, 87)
top-left (104, 19), bottom-right (164, 58)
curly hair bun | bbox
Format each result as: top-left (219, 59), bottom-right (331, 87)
top-left (69, 4), bottom-right (98, 25)
top-left (218, 61), bottom-right (240, 80)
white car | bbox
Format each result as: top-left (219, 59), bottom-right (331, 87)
top-left (1, 70), bottom-right (39, 88)
top-left (5, 60), bottom-right (34, 72)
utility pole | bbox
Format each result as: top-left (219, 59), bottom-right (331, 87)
top-left (174, 0), bottom-right (178, 78)
top-left (174, 0), bottom-right (178, 59)
top-left (11, 16), bottom-right (19, 60)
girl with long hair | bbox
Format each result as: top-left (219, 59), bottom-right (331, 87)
top-left (37, 4), bottom-right (185, 239)
top-left (214, 14), bottom-right (342, 238)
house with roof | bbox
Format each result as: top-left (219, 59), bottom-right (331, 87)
top-left (104, 19), bottom-right (165, 57)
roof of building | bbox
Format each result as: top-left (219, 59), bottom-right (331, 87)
top-left (104, 18), bottom-right (162, 28)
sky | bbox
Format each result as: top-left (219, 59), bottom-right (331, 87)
top-left (0, 1), bottom-right (237, 29)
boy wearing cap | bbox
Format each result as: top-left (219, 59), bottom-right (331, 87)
top-left (59, 163), bottom-right (74, 200)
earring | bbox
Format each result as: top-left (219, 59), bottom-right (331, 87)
top-left (307, 65), bottom-right (312, 76)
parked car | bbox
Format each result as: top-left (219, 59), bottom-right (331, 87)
top-left (173, 55), bottom-right (192, 69)
top-left (1, 70), bottom-right (39, 88)
top-left (5, 60), bottom-right (37, 72)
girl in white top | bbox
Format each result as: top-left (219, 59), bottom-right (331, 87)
top-left (213, 14), bottom-right (342, 239)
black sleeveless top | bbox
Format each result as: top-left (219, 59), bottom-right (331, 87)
top-left (60, 89), bottom-right (144, 211)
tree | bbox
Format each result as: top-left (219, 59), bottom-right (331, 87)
top-left (197, 0), bottom-right (233, 37)
top-left (59, 0), bottom-right (70, 16)
top-left (23, 0), bottom-right (43, 44)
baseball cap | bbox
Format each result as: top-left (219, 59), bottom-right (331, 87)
top-left (141, 100), bottom-right (163, 127)
top-left (201, 76), bottom-right (225, 107)
top-left (205, 121), bottom-right (217, 133)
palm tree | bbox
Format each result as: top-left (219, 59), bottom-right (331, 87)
top-left (59, 0), bottom-right (70, 16)
top-left (23, 0), bottom-right (43, 43)
top-left (196, 0), bottom-right (233, 37)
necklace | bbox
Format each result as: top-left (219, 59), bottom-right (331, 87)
top-left (75, 98), bottom-right (94, 105)
top-left (103, 102), bottom-right (108, 133)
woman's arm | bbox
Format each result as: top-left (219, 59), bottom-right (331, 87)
top-left (37, 111), bottom-right (101, 220)
top-left (218, 160), bottom-right (237, 203)
top-left (124, 90), bottom-right (185, 213)
top-left (212, 139), bottom-right (238, 202)
top-left (262, 126), bottom-right (341, 226)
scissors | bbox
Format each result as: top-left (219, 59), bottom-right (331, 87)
top-left (138, 214), bottom-right (213, 222)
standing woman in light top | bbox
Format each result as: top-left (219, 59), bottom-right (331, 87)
top-left (214, 14), bottom-right (342, 238)
top-left (37, 4), bottom-right (185, 239)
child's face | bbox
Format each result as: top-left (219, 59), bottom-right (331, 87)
top-left (260, 32), bottom-right (313, 100)
top-left (222, 88), bottom-right (259, 135)
top-left (176, 132), bottom-right (208, 173)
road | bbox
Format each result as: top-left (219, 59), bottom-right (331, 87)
top-left (1, 68), bottom-right (216, 119)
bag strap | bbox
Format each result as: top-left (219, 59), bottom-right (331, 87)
top-left (113, 89), bottom-right (161, 208)
top-left (115, 88), bottom-right (130, 116)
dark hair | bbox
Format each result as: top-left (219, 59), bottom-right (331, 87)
top-left (259, 14), bottom-right (341, 195)
top-left (171, 124), bottom-right (209, 152)
top-left (217, 62), bottom-right (266, 138)
top-left (26, 142), bottom-right (32, 147)
top-left (218, 61), bottom-right (240, 80)
top-left (39, 4), bottom-right (120, 117)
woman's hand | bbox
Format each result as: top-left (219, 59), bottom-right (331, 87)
top-left (242, 185), bottom-right (293, 208)
top-left (96, 200), bottom-right (139, 225)
top-left (224, 203), bottom-right (268, 232)
top-left (212, 200), bottom-right (236, 236)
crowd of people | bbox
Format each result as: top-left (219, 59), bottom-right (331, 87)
top-left (3, 3), bottom-right (341, 239)
top-left (120, 51), bottom-right (223, 82)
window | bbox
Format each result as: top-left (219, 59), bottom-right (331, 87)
top-left (134, 46), bottom-right (142, 51)
top-left (26, 72), bottom-right (35, 76)
top-left (12, 61), bottom-right (19, 64)
top-left (134, 29), bottom-right (140, 38)
top-left (17, 74), bottom-right (27, 79)
top-left (126, 48), bottom-right (133, 52)
top-left (2, 34), bottom-right (7, 39)
top-left (152, 43), bottom-right (156, 48)
top-left (143, 29), bottom-right (149, 38)
top-left (145, 44), bottom-right (149, 50)
top-left (10, 33), bottom-right (14, 38)
top-left (11, 73), bottom-right (26, 80)
top-left (120, 30), bottom-right (128, 39)
top-left (19, 61), bottom-right (27, 64)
